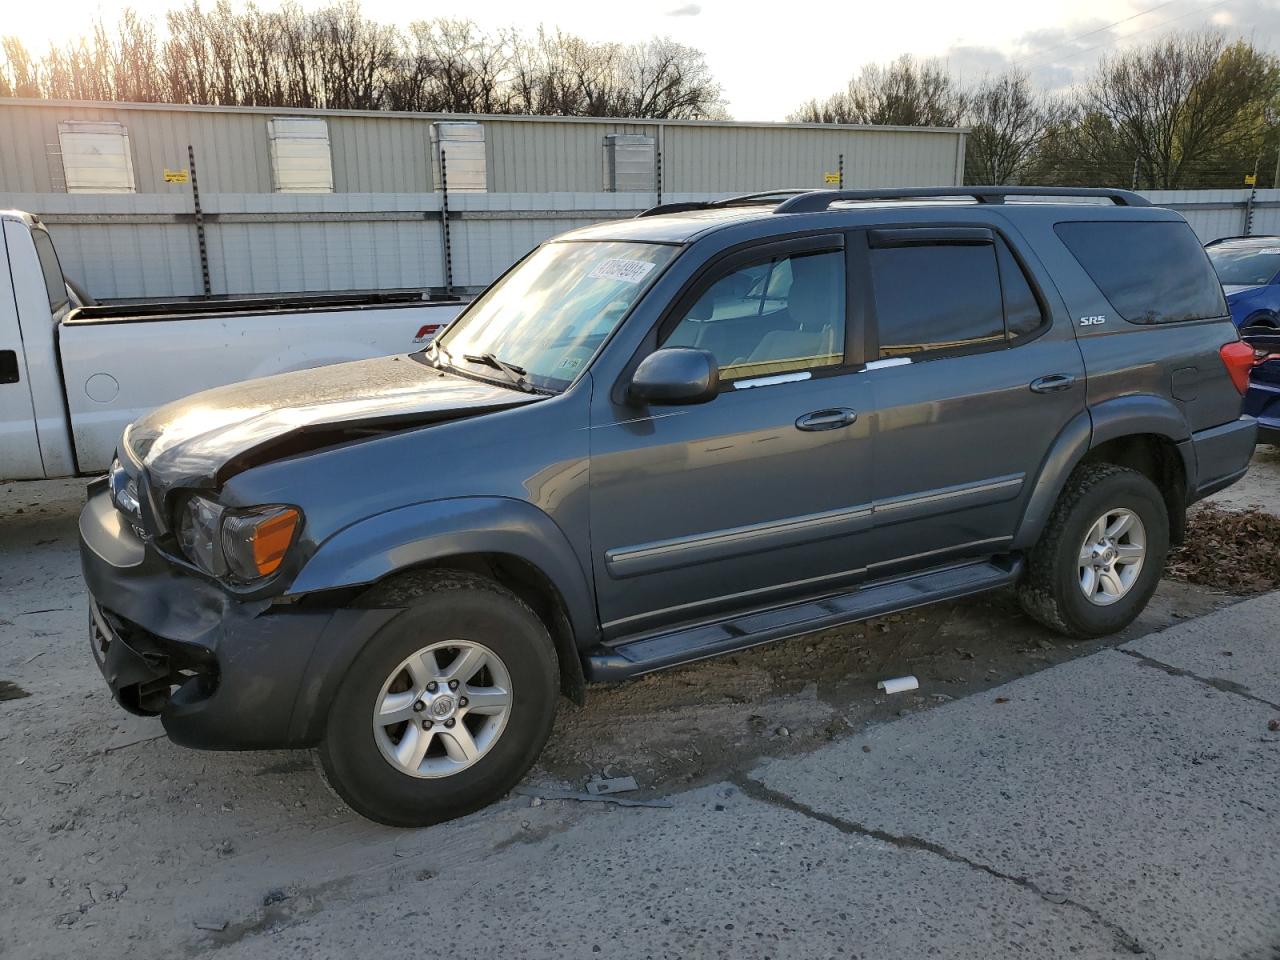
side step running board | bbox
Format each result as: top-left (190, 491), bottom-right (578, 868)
top-left (585, 558), bottom-right (1022, 682)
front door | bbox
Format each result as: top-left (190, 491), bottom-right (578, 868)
top-left (588, 234), bottom-right (876, 639)
top-left (860, 225), bottom-right (1086, 573)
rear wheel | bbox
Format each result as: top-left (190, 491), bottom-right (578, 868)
top-left (318, 571), bottom-right (559, 827)
top-left (1018, 464), bottom-right (1169, 637)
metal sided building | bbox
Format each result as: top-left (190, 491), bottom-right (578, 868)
top-left (0, 98), bottom-right (968, 300)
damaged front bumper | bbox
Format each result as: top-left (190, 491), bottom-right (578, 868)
top-left (79, 480), bottom-right (396, 750)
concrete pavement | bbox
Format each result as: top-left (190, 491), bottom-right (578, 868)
top-left (237, 591), bottom-right (1280, 960)
top-left (8, 593), bottom-right (1275, 959)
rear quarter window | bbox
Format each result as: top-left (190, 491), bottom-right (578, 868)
top-left (1054, 220), bottom-right (1226, 324)
top-left (31, 228), bottom-right (69, 313)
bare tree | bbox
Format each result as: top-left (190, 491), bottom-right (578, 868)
top-left (1, 37), bottom-right (42, 98)
top-left (790, 56), bottom-right (966, 126)
top-left (0, 3), bottom-right (726, 119)
top-left (964, 70), bottom-right (1065, 184)
top-left (1086, 33), bottom-right (1279, 188)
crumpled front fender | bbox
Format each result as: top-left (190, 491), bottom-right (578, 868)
top-left (287, 496), bottom-right (598, 649)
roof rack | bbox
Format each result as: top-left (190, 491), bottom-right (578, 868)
top-left (635, 189), bottom-right (812, 218)
top-left (772, 186), bottom-right (1150, 214)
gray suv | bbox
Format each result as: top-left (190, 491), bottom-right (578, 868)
top-left (80, 187), bottom-right (1258, 825)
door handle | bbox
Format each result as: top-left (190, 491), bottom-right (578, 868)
top-left (795, 408), bottom-right (857, 431)
top-left (1029, 374), bottom-right (1076, 394)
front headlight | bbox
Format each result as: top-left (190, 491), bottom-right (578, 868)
top-left (177, 496), bottom-right (301, 582)
top-left (177, 495), bottom-right (226, 576)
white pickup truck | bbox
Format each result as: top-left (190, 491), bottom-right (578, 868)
top-left (1, 210), bottom-right (466, 480)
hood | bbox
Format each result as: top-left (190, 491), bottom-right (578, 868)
top-left (1223, 284), bottom-right (1265, 298)
top-left (128, 354), bottom-right (542, 494)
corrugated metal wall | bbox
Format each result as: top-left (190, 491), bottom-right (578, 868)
top-left (4, 187), bottom-right (1277, 302)
top-left (0, 191), bottom-right (689, 298)
top-left (0, 98), bottom-right (970, 300)
top-left (661, 125), bottom-right (963, 191)
top-left (1143, 189), bottom-right (1280, 243)
top-left (0, 99), bottom-right (964, 195)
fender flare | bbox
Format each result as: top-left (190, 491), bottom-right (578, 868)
top-left (288, 496), bottom-right (598, 649)
top-left (1011, 396), bottom-right (1194, 550)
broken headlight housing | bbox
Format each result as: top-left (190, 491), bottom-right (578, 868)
top-left (176, 495), bottom-right (301, 582)
top-left (108, 458), bottom-right (141, 520)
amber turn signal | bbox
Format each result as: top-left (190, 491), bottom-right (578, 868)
top-left (221, 506), bottom-right (301, 580)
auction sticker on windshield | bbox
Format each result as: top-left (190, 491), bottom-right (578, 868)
top-left (588, 259), bottom-right (657, 284)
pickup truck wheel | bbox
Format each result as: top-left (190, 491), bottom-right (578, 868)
top-left (318, 571), bottom-right (558, 827)
top-left (1017, 464), bottom-right (1169, 638)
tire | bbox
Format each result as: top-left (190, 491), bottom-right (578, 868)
top-left (318, 570), bottom-right (559, 827)
top-left (1017, 463), bottom-right (1170, 638)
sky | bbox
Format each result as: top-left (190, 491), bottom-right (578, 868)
top-left (5, 0), bottom-right (1279, 119)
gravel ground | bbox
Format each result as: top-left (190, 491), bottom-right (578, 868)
top-left (1, 445), bottom-right (1276, 958)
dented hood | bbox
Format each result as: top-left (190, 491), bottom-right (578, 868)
top-left (127, 354), bottom-right (542, 493)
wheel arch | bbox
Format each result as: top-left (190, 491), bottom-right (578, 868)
top-left (286, 497), bottom-right (594, 715)
top-left (355, 553), bottom-right (587, 705)
top-left (1013, 398), bottom-right (1193, 549)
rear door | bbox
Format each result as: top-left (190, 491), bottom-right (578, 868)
top-left (861, 225), bottom-right (1085, 574)
top-left (0, 221), bottom-right (46, 479)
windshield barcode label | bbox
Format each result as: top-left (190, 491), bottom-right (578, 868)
top-left (589, 259), bottom-right (657, 284)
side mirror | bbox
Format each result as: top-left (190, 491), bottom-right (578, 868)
top-left (629, 347), bottom-right (719, 405)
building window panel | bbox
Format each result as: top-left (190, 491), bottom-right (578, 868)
top-left (57, 121), bottom-right (136, 194)
top-left (268, 118), bottom-right (334, 193)
top-left (603, 134), bottom-right (655, 192)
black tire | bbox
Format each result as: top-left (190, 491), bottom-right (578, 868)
top-left (1017, 463), bottom-right (1170, 638)
top-left (318, 570), bottom-right (558, 827)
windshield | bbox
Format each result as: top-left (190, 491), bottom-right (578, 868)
top-left (1208, 243), bottom-right (1280, 287)
top-left (435, 240), bottom-right (677, 392)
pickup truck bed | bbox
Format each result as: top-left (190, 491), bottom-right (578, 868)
top-left (1, 210), bottom-right (467, 480)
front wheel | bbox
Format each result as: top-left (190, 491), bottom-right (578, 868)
top-left (1017, 464), bottom-right (1170, 638)
top-left (318, 571), bottom-right (559, 827)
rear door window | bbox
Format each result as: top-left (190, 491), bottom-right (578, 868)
top-left (1055, 220), bottom-right (1227, 324)
top-left (869, 240), bottom-right (1005, 357)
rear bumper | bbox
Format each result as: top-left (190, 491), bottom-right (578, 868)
top-left (79, 482), bottom-right (395, 750)
top-left (1187, 415), bottom-right (1258, 502)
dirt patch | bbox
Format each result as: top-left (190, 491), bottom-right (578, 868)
top-left (533, 578), bottom-right (1231, 796)
top-left (1169, 505), bottom-right (1280, 595)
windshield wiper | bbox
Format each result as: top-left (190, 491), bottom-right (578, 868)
top-left (463, 352), bottom-right (536, 393)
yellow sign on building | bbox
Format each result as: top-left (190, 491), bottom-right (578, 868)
top-left (163, 169), bottom-right (189, 184)
top-left (824, 173), bottom-right (840, 185)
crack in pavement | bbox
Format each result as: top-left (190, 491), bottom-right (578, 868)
top-left (731, 774), bottom-right (1145, 955)
top-left (1120, 649), bottom-right (1280, 712)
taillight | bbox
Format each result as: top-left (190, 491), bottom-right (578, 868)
top-left (1218, 340), bottom-right (1255, 394)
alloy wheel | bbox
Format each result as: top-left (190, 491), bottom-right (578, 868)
top-left (1077, 508), bottom-right (1147, 606)
top-left (372, 640), bottom-right (512, 778)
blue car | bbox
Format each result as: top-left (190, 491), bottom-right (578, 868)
top-left (1206, 236), bottom-right (1280, 444)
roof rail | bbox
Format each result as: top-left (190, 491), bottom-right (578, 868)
top-left (635, 189), bottom-right (812, 218)
top-left (772, 186), bottom-right (1151, 214)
